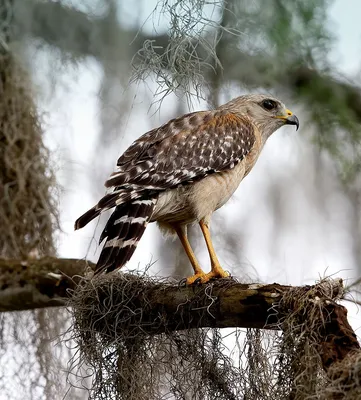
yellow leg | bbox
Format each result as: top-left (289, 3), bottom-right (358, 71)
top-left (174, 225), bottom-right (206, 284)
top-left (199, 219), bottom-right (229, 282)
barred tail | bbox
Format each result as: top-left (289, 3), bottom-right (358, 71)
top-left (74, 189), bottom-right (141, 231)
top-left (95, 196), bottom-right (157, 274)
top-left (74, 206), bottom-right (101, 230)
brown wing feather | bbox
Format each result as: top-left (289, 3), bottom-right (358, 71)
top-left (105, 111), bottom-right (256, 190)
top-left (75, 111), bottom-right (256, 230)
top-left (116, 112), bottom-right (199, 166)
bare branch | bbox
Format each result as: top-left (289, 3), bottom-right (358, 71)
top-left (0, 257), bottom-right (93, 311)
top-left (14, 1), bottom-right (169, 62)
top-left (16, 2), bottom-right (361, 125)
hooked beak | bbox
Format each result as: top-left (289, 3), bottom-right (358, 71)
top-left (285, 114), bottom-right (300, 131)
top-left (276, 109), bottom-right (299, 131)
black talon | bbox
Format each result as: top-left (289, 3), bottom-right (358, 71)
top-left (179, 278), bottom-right (187, 287)
top-left (193, 277), bottom-right (202, 285)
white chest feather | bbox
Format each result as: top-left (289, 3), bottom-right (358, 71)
top-left (152, 161), bottom-right (248, 225)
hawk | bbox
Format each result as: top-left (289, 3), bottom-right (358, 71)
top-left (75, 94), bottom-right (299, 284)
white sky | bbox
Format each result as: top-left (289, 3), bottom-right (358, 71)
top-left (36, 0), bottom-right (361, 332)
top-left (329, 0), bottom-right (361, 74)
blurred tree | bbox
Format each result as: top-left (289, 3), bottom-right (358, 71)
top-left (0, 1), bottom-right (81, 399)
top-left (13, 0), bottom-right (361, 175)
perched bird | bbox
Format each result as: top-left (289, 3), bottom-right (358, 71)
top-left (75, 94), bottom-right (299, 284)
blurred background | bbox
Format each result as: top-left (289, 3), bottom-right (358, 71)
top-left (1, 0), bottom-right (361, 398)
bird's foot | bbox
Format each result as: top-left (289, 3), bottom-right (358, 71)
top-left (185, 266), bottom-right (230, 285)
top-left (185, 272), bottom-right (208, 285)
top-left (205, 266), bottom-right (230, 281)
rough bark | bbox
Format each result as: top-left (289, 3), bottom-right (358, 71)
top-left (0, 257), bottom-right (92, 311)
top-left (0, 257), bottom-right (359, 377)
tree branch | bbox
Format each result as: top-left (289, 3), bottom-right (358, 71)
top-left (14, 1), bottom-right (169, 63)
top-left (15, 1), bottom-right (361, 125)
top-left (1, 257), bottom-right (359, 376)
top-left (70, 270), bottom-right (360, 379)
top-left (0, 257), bottom-right (93, 311)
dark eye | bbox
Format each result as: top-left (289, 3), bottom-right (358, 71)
top-left (262, 99), bottom-right (277, 110)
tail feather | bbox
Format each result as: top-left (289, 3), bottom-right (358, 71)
top-left (74, 206), bottom-right (101, 230)
top-left (98, 202), bottom-right (130, 244)
top-left (97, 188), bottom-right (139, 209)
top-left (95, 196), bottom-right (157, 274)
top-left (74, 189), bottom-right (141, 230)
top-left (96, 201), bottom-right (141, 268)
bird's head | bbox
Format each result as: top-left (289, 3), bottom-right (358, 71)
top-left (221, 94), bottom-right (299, 141)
